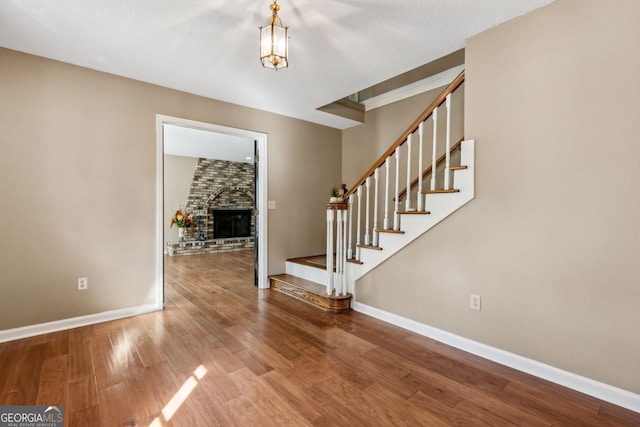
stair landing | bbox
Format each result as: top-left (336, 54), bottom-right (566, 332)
top-left (269, 273), bottom-right (351, 313)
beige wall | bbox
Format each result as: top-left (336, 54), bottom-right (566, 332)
top-left (163, 155), bottom-right (197, 245)
top-left (0, 48), bottom-right (341, 330)
top-left (355, 0), bottom-right (640, 394)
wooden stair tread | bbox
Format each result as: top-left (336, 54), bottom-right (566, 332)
top-left (422, 188), bottom-right (460, 194)
top-left (347, 258), bottom-right (363, 265)
top-left (357, 244), bottom-right (383, 250)
top-left (286, 254), bottom-right (327, 270)
top-left (450, 165), bottom-right (468, 171)
top-left (269, 274), bottom-right (351, 313)
top-left (270, 274), bottom-right (332, 296)
top-left (396, 211), bottom-right (430, 215)
top-left (376, 229), bottom-right (404, 234)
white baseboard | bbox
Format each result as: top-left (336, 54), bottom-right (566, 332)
top-left (352, 301), bottom-right (640, 414)
top-left (0, 304), bottom-right (162, 343)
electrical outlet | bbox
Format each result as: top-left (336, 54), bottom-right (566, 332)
top-left (470, 293), bottom-right (481, 311)
top-left (268, 200), bottom-right (276, 209)
top-left (78, 277), bottom-right (88, 290)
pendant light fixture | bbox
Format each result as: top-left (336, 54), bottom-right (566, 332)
top-left (259, 1), bottom-right (289, 70)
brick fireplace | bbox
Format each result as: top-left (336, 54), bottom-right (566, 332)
top-left (166, 158), bottom-right (255, 256)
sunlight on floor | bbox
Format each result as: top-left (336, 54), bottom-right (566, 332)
top-left (148, 365), bottom-right (208, 426)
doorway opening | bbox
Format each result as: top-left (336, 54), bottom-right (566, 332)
top-left (155, 115), bottom-right (268, 306)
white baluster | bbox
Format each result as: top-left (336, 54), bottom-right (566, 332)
top-left (417, 122), bottom-right (424, 212)
top-left (347, 195), bottom-right (354, 259)
top-left (405, 134), bottom-right (412, 211)
top-left (431, 107), bottom-right (438, 191)
top-left (372, 168), bottom-right (379, 246)
top-left (383, 160), bottom-right (390, 230)
top-left (341, 209), bottom-right (348, 296)
top-left (364, 177), bottom-right (371, 246)
top-left (356, 186), bottom-right (362, 260)
top-left (326, 208), bottom-right (334, 295)
top-left (394, 149), bottom-right (400, 230)
top-left (445, 93), bottom-right (452, 190)
top-left (335, 209), bottom-right (343, 294)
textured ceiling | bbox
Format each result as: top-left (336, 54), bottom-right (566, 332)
top-left (0, 0), bottom-right (554, 129)
top-left (164, 124), bottom-right (255, 162)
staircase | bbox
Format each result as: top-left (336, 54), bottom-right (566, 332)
top-left (269, 71), bottom-right (473, 312)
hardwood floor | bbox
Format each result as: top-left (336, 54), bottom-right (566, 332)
top-left (0, 250), bottom-right (638, 426)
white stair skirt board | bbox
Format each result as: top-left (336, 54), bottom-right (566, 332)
top-left (352, 301), bottom-right (640, 414)
top-left (0, 304), bottom-right (161, 343)
top-left (348, 140), bottom-right (475, 286)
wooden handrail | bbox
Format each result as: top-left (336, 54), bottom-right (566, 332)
top-left (397, 138), bottom-right (463, 200)
top-left (345, 69), bottom-right (465, 199)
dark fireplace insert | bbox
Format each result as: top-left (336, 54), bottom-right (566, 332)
top-left (213, 209), bottom-right (252, 238)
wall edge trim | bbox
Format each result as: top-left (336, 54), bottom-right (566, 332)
top-left (352, 301), bottom-right (640, 413)
top-left (0, 304), bottom-right (161, 343)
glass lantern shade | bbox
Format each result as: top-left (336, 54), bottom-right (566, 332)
top-left (259, 3), bottom-right (288, 70)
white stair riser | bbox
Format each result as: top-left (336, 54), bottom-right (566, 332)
top-left (286, 261), bottom-right (327, 285)
top-left (348, 140), bottom-right (475, 284)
